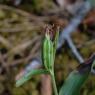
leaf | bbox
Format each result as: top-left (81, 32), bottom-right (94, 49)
top-left (53, 28), bottom-right (59, 60)
top-left (59, 64), bottom-right (91, 95)
top-left (53, 27), bottom-right (59, 55)
top-left (16, 69), bottom-right (48, 87)
top-left (59, 54), bottom-right (95, 95)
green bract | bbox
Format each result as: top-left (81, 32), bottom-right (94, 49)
top-left (42, 26), bottom-right (59, 71)
top-left (43, 33), bottom-right (54, 70)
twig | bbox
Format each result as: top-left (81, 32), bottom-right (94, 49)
top-left (58, 1), bottom-right (91, 63)
top-left (10, 52), bottom-right (39, 67)
top-left (0, 22), bottom-right (43, 33)
top-left (8, 36), bottom-right (41, 54)
top-left (41, 75), bottom-right (52, 95)
top-left (0, 35), bottom-right (12, 48)
top-left (0, 53), bottom-right (9, 72)
top-left (66, 35), bottom-right (84, 63)
top-left (77, 39), bottom-right (95, 49)
top-left (0, 4), bottom-right (46, 23)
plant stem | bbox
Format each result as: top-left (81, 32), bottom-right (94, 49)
top-left (50, 71), bottom-right (58, 95)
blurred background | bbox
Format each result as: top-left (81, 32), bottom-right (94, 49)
top-left (0, 0), bottom-right (95, 95)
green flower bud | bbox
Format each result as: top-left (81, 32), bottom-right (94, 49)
top-left (43, 32), bottom-right (54, 70)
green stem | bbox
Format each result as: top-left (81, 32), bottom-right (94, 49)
top-left (50, 71), bottom-right (58, 95)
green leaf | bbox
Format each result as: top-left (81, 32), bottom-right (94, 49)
top-left (53, 29), bottom-right (59, 62)
top-left (53, 28), bottom-right (59, 55)
top-left (16, 69), bottom-right (48, 87)
top-left (59, 64), bottom-right (91, 95)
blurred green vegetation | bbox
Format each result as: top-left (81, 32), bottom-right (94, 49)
top-left (0, 0), bottom-right (95, 95)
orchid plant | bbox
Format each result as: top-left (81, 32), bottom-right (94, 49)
top-left (16, 25), bottom-right (95, 95)
top-left (15, 1), bottom-right (95, 94)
